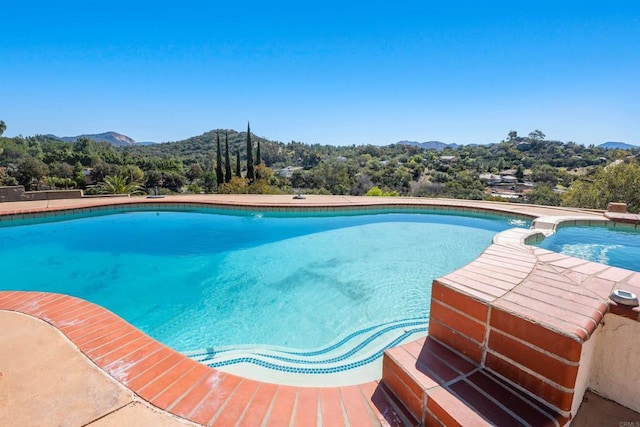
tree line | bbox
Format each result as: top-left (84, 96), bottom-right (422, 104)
top-left (1, 120), bottom-right (639, 212)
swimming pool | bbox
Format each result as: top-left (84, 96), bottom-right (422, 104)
top-left (0, 206), bottom-right (525, 383)
top-left (536, 224), bottom-right (640, 272)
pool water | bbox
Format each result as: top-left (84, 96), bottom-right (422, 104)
top-left (537, 225), bottom-right (640, 272)
top-left (0, 209), bottom-right (520, 377)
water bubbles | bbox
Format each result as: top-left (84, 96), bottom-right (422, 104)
top-left (508, 218), bottom-right (529, 228)
top-left (560, 243), bottom-right (622, 265)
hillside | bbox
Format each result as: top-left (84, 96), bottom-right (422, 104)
top-left (398, 140), bottom-right (453, 150)
top-left (598, 141), bottom-right (637, 150)
top-left (52, 131), bottom-right (142, 147)
top-left (2, 127), bottom-right (639, 210)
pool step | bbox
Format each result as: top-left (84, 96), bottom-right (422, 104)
top-left (186, 318), bottom-right (427, 384)
top-left (381, 336), bottom-right (570, 426)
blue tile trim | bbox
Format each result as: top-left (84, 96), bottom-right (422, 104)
top-left (202, 327), bottom-right (427, 374)
top-left (186, 316), bottom-right (427, 359)
top-left (195, 319), bottom-right (427, 366)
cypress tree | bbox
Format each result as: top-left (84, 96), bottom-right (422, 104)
top-left (246, 122), bottom-right (254, 181)
top-left (215, 131), bottom-right (224, 185)
top-left (235, 148), bottom-right (241, 177)
top-left (224, 130), bottom-right (232, 183)
top-left (256, 137), bottom-right (262, 166)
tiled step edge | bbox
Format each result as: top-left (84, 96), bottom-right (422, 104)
top-left (382, 337), bottom-right (571, 426)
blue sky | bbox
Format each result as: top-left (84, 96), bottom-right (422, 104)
top-left (1, 1), bottom-right (639, 146)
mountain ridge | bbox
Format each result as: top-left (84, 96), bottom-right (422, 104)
top-left (43, 130), bottom-right (636, 150)
top-left (598, 141), bottom-right (638, 150)
top-left (397, 140), bottom-right (459, 150)
top-left (48, 131), bottom-right (156, 147)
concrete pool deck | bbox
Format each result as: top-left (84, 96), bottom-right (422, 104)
top-left (1, 195), bottom-right (639, 426)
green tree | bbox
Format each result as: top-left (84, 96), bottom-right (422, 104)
top-left (310, 160), bottom-right (351, 194)
top-left (0, 167), bottom-right (17, 186)
top-left (160, 171), bottom-right (186, 192)
top-left (444, 171), bottom-right (485, 199)
top-left (431, 171), bottom-right (450, 183)
top-left (118, 164), bottom-right (144, 183)
top-left (563, 160), bottom-right (640, 212)
top-left (248, 164), bottom-right (281, 194)
top-left (224, 131), bottom-right (232, 183)
top-left (144, 169), bottom-right (163, 188)
top-left (561, 180), bottom-right (600, 209)
top-left (290, 169), bottom-right (307, 189)
top-left (246, 122), bottom-right (254, 181)
top-left (515, 165), bottom-right (524, 181)
top-left (186, 183), bottom-right (202, 194)
top-left (0, 120), bottom-right (6, 136)
top-left (215, 131), bottom-right (224, 185)
top-left (256, 136), bottom-right (262, 166)
top-left (90, 161), bottom-right (115, 183)
top-left (218, 176), bottom-right (249, 194)
top-left (74, 171), bottom-right (87, 189)
top-left (366, 186), bottom-right (383, 196)
top-left (98, 175), bottom-right (145, 195)
top-left (528, 129), bottom-right (546, 141)
top-left (73, 137), bottom-right (97, 160)
top-left (532, 164), bottom-right (558, 185)
top-left (235, 148), bottom-right (241, 178)
top-left (526, 185), bottom-right (561, 206)
top-left (202, 171), bottom-right (217, 193)
top-left (52, 162), bottom-right (74, 179)
top-left (12, 157), bottom-right (49, 190)
top-left (186, 163), bottom-right (204, 182)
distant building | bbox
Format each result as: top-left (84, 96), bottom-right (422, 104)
top-left (515, 182), bottom-right (535, 193)
top-left (278, 166), bottom-right (303, 178)
top-left (81, 168), bottom-right (94, 185)
top-left (439, 155), bottom-right (457, 163)
top-left (501, 175), bottom-right (518, 184)
top-left (479, 173), bottom-right (502, 185)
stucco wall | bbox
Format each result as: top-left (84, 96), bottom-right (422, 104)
top-left (571, 325), bottom-right (601, 417)
top-left (588, 313), bottom-right (640, 413)
top-left (0, 186), bottom-right (83, 202)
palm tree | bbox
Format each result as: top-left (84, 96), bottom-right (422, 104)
top-left (99, 175), bottom-right (145, 195)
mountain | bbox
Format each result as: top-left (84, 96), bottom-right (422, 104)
top-left (397, 140), bottom-right (450, 150)
top-left (598, 141), bottom-right (638, 150)
top-left (52, 131), bottom-right (148, 147)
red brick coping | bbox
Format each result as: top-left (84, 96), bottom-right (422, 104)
top-left (0, 291), bottom-right (409, 426)
top-left (604, 211), bottom-right (640, 225)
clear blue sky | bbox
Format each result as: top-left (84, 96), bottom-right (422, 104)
top-left (1, 0), bottom-right (639, 146)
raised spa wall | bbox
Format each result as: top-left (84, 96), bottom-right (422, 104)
top-left (380, 215), bottom-right (640, 426)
